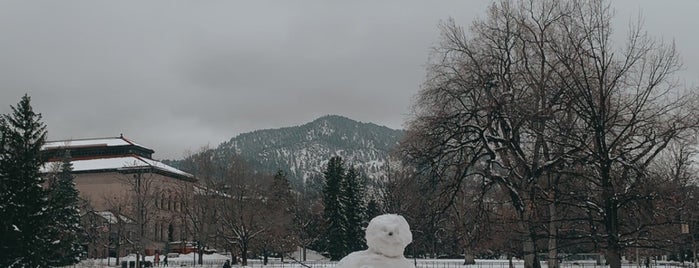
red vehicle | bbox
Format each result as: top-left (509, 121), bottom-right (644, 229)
top-left (169, 241), bottom-right (196, 254)
top-left (168, 241), bottom-right (217, 254)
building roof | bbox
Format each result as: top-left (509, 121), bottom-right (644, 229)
top-left (42, 135), bottom-right (194, 181)
top-left (69, 155), bottom-right (194, 180)
top-left (43, 136), bottom-right (150, 152)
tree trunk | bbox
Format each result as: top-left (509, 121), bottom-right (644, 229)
top-left (509, 254), bottom-right (515, 268)
top-left (548, 202), bottom-right (559, 268)
top-left (605, 248), bottom-right (622, 268)
top-left (197, 249), bottom-right (204, 265)
top-left (241, 243), bottom-right (248, 267)
top-left (693, 238), bottom-right (697, 268)
top-left (230, 247), bottom-right (238, 265)
top-left (115, 242), bottom-right (121, 265)
top-left (302, 246), bottom-right (307, 262)
top-left (464, 248), bottom-right (476, 265)
top-left (263, 249), bottom-right (269, 265)
top-left (603, 169), bottom-right (622, 268)
top-left (523, 235), bottom-right (541, 268)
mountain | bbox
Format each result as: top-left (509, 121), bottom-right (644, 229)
top-left (174, 115), bottom-right (404, 187)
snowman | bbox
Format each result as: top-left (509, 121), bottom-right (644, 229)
top-left (335, 214), bottom-right (416, 268)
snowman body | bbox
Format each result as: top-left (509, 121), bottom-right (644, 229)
top-left (336, 250), bottom-right (414, 268)
top-left (335, 214), bottom-right (416, 268)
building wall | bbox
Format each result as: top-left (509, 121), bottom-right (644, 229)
top-left (75, 171), bottom-right (195, 255)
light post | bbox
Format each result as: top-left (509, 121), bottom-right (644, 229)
top-left (681, 220), bottom-right (697, 268)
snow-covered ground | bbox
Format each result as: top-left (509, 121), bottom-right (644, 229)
top-left (62, 246), bottom-right (692, 268)
top-left (63, 257), bottom-right (692, 268)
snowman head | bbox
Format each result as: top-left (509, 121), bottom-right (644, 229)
top-left (365, 214), bottom-right (412, 257)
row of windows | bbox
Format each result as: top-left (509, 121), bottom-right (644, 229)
top-left (154, 222), bottom-right (175, 241)
top-left (154, 194), bottom-right (185, 212)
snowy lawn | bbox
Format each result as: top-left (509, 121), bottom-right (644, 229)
top-left (63, 258), bottom-right (693, 268)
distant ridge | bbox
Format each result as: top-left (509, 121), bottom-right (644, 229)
top-left (173, 115), bottom-right (404, 187)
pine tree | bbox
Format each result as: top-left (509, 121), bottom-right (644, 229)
top-left (270, 170), bottom-right (294, 210)
top-left (366, 198), bottom-right (380, 220)
top-left (322, 156), bottom-right (346, 260)
top-left (46, 150), bottom-right (84, 266)
top-left (340, 166), bottom-right (367, 253)
top-left (0, 111), bottom-right (9, 262)
top-left (0, 94), bottom-right (51, 267)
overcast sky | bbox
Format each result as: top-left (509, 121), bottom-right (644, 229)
top-left (1, 1), bottom-right (697, 159)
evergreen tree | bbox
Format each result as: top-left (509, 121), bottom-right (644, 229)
top-left (322, 156), bottom-right (346, 260)
top-left (0, 94), bottom-right (51, 267)
top-left (46, 150), bottom-right (84, 266)
top-left (270, 170), bottom-right (294, 209)
top-left (340, 166), bottom-right (367, 253)
top-left (365, 198), bottom-right (381, 222)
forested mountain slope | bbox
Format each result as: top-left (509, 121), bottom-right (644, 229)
top-left (169, 115), bottom-right (404, 187)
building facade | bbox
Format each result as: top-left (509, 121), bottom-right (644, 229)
top-left (42, 135), bottom-right (196, 258)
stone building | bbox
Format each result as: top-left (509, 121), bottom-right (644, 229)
top-left (42, 135), bottom-right (196, 258)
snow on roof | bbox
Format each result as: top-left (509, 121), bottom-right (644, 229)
top-left (95, 211), bottom-right (133, 224)
top-left (193, 185), bottom-right (230, 198)
top-left (43, 155), bottom-right (194, 179)
top-left (42, 136), bottom-right (149, 151)
top-left (137, 157), bottom-right (193, 179)
top-left (95, 211), bottom-right (118, 224)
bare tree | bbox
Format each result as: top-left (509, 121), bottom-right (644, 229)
top-left (549, 1), bottom-right (699, 267)
top-left (256, 170), bottom-right (297, 264)
top-left (293, 174), bottom-right (324, 262)
top-left (79, 197), bottom-right (110, 259)
top-left (117, 166), bottom-right (159, 268)
top-left (177, 147), bottom-right (220, 265)
top-left (637, 140), bottom-right (699, 263)
top-left (217, 156), bottom-right (271, 266)
top-left (374, 157), bottom-right (414, 215)
top-left (404, 1), bottom-right (698, 268)
top-left (404, 1), bottom-right (582, 267)
top-left (102, 192), bottom-right (134, 265)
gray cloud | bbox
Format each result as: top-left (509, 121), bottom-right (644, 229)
top-left (1, 0), bottom-right (696, 159)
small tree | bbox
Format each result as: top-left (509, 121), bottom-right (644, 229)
top-left (103, 193), bottom-right (132, 265)
top-left (266, 170), bottom-right (297, 261)
top-left (322, 156), bottom-right (347, 260)
top-left (46, 150), bottom-right (84, 266)
top-left (254, 171), bottom-right (298, 264)
top-left (322, 157), bottom-right (370, 259)
top-left (295, 175), bottom-right (325, 261)
top-left (340, 167), bottom-right (367, 253)
top-left (119, 166), bottom-right (158, 268)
